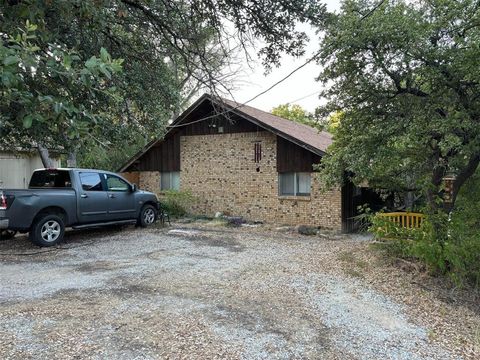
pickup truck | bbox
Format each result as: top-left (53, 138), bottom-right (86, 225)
top-left (0, 168), bottom-right (160, 246)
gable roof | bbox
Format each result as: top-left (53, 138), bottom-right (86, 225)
top-left (118, 93), bottom-right (332, 172)
top-left (218, 97), bottom-right (332, 154)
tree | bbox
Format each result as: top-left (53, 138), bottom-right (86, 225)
top-left (316, 0), bottom-right (480, 214)
top-left (1, 0), bottom-right (326, 168)
top-left (271, 103), bottom-right (318, 127)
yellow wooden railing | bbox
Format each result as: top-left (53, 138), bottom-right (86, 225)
top-left (377, 212), bottom-right (425, 229)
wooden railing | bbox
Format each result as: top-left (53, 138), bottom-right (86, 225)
top-left (377, 212), bottom-right (425, 229)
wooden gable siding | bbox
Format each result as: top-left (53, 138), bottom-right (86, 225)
top-left (276, 136), bottom-right (321, 173)
top-left (127, 104), bottom-right (261, 172)
top-left (174, 100), bottom-right (260, 137)
top-left (180, 112), bottom-right (259, 136)
top-left (135, 132), bottom-right (180, 172)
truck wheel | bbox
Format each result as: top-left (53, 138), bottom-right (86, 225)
top-left (0, 230), bottom-right (17, 240)
top-left (138, 204), bottom-right (157, 227)
top-left (29, 214), bottom-right (65, 247)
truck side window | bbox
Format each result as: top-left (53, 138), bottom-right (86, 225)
top-left (106, 175), bottom-right (129, 192)
top-left (79, 172), bottom-right (103, 191)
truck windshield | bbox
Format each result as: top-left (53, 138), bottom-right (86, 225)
top-left (29, 170), bottom-right (72, 188)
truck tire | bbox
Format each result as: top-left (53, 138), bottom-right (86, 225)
top-left (138, 204), bottom-right (158, 227)
top-left (29, 214), bottom-right (65, 247)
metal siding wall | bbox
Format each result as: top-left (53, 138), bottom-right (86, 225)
top-left (0, 152), bottom-right (59, 189)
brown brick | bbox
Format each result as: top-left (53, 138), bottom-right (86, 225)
top-left (127, 132), bottom-right (342, 230)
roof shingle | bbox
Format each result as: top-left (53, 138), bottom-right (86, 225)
top-left (218, 97), bottom-right (333, 154)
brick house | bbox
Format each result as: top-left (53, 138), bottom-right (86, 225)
top-left (119, 94), bottom-right (360, 232)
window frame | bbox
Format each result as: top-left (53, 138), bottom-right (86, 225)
top-left (278, 172), bottom-right (311, 197)
top-left (79, 172), bottom-right (105, 192)
top-left (105, 174), bottom-right (130, 192)
top-left (160, 171), bottom-right (180, 191)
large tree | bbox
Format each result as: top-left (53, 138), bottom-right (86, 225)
top-left (1, 0), bottom-right (325, 168)
top-left (271, 103), bottom-right (318, 127)
top-left (317, 0), bottom-right (480, 213)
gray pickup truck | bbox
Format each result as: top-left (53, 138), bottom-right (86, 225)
top-left (0, 168), bottom-right (159, 246)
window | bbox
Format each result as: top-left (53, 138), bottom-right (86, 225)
top-left (279, 172), bottom-right (311, 196)
top-left (79, 172), bottom-right (103, 191)
top-left (160, 172), bottom-right (180, 191)
top-left (29, 170), bottom-right (71, 188)
top-left (106, 175), bottom-right (130, 192)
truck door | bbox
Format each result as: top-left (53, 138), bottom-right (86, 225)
top-left (105, 174), bottom-right (136, 220)
top-left (78, 172), bottom-right (109, 223)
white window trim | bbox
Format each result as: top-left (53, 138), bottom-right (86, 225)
top-left (278, 172), bottom-right (311, 197)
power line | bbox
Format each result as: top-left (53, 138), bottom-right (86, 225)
top-left (166, 52), bottom-right (320, 129)
top-left (287, 90), bottom-right (322, 104)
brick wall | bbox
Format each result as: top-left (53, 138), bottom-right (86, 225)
top-left (180, 131), bottom-right (342, 230)
top-left (120, 172), bottom-right (140, 186)
top-left (138, 171), bottom-right (161, 194)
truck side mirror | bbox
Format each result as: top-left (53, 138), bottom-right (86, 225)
top-left (131, 184), bottom-right (137, 192)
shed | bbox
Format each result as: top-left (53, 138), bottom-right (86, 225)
top-left (0, 149), bottom-right (61, 189)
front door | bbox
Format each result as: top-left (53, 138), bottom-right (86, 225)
top-left (105, 174), bottom-right (136, 220)
top-left (77, 172), bottom-right (109, 223)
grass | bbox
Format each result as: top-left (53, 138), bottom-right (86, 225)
top-left (337, 251), bottom-right (370, 279)
top-left (337, 251), bottom-right (369, 269)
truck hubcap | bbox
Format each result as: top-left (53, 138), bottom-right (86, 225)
top-left (144, 209), bottom-right (155, 224)
top-left (41, 220), bottom-right (61, 242)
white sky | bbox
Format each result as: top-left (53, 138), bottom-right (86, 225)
top-left (228, 0), bottom-right (341, 113)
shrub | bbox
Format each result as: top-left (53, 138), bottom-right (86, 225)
top-left (370, 209), bottom-right (480, 287)
top-left (160, 190), bottom-right (196, 218)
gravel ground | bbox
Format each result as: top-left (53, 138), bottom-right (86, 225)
top-left (0, 221), bottom-right (478, 359)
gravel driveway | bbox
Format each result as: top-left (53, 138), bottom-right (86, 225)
top-left (0, 222), bottom-right (478, 359)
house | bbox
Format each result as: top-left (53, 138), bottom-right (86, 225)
top-left (119, 94), bottom-right (363, 232)
top-left (0, 148), bottom-right (61, 189)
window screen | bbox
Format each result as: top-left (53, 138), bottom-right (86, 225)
top-left (279, 172), bottom-right (311, 196)
top-left (80, 172), bottom-right (103, 191)
top-left (161, 172), bottom-right (180, 191)
top-left (279, 172), bottom-right (295, 195)
top-left (296, 172), bottom-right (311, 195)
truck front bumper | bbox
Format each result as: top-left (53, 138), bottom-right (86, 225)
top-left (0, 218), bottom-right (9, 229)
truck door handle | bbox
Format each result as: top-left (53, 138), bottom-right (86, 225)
top-left (81, 194), bottom-right (88, 198)
top-left (109, 194), bottom-right (115, 198)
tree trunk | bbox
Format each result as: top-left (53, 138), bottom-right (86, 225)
top-left (404, 191), bottom-right (415, 210)
top-left (37, 145), bottom-right (54, 168)
top-left (444, 153), bottom-right (480, 213)
top-left (67, 151), bottom-right (77, 168)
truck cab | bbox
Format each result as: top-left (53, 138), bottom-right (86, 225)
top-left (0, 168), bottom-right (160, 246)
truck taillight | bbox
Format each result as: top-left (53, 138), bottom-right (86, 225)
top-left (0, 192), bottom-right (7, 210)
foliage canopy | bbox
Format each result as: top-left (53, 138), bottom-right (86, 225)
top-left (271, 103), bottom-right (317, 127)
top-left (317, 0), bottom-right (480, 211)
top-left (0, 0), bottom-right (325, 169)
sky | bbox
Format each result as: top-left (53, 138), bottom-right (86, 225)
top-left (228, 0), bottom-right (341, 113)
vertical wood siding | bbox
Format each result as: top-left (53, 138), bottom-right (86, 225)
top-left (276, 136), bottom-right (321, 173)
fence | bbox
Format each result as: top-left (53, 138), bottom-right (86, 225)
top-left (377, 212), bottom-right (425, 229)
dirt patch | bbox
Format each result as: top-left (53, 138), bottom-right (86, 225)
top-left (0, 223), bottom-right (477, 359)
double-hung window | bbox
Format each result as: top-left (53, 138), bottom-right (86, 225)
top-left (279, 172), bottom-right (311, 196)
top-left (160, 172), bottom-right (180, 191)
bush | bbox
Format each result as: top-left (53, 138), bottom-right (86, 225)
top-left (370, 207), bottom-right (480, 288)
top-left (160, 190), bottom-right (196, 218)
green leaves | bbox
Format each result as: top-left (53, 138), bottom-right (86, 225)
top-left (317, 0), bottom-right (480, 210)
top-left (271, 104), bottom-right (319, 127)
top-left (0, 20), bottom-right (124, 149)
top-left (3, 56), bottom-right (21, 66)
top-left (22, 115), bottom-right (33, 129)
